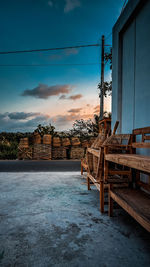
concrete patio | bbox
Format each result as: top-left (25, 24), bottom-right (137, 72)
top-left (0, 171), bottom-right (150, 266)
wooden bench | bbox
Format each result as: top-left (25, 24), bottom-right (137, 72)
top-left (109, 187), bottom-right (150, 232)
top-left (106, 127), bottom-right (150, 232)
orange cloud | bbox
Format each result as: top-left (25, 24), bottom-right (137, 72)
top-left (59, 94), bottom-right (83, 101)
top-left (68, 108), bottom-right (82, 113)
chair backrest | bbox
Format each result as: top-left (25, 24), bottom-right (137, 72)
top-left (132, 127), bottom-right (150, 146)
top-left (102, 134), bottom-right (131, 147)
top-left (91, 134), bottom-right (106, 148)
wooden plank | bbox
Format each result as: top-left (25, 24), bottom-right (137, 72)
top-left (132, 142), bottom-right (150, 148)
top-left (110, 188), bottom-right (150, 232)
top-left (87, 148), bottom-right (100, 157)
top-left (105, 154), bottom-right (150, 173)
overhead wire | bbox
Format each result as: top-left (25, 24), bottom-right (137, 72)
top-left (0, 43), bottom-right (111, 55)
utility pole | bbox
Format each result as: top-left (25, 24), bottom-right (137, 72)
top-left (100, 35), bottom-right (105, 120)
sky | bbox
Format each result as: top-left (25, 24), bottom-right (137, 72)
top-left (0, 0), bottom-right (123, 132)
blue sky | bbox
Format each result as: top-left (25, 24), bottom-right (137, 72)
top-left (0, 0), bottom-right (123, 132)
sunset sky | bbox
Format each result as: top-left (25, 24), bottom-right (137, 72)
top-left (0, 0), bottom-right (123, 132)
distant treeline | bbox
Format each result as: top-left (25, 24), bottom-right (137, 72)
top-left (0, 118), bottom-right (100, 159)
top-left (0, 132), bottom-right (32, 159)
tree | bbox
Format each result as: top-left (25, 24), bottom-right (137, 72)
top-left (104, 48), bottom-right (112, 70)
top-left (98, 81), bottom-right (112, 97)
top-left (98, 48), bottom-right (112, 104)
top-left (34, 124), bottom-right (55, 136)
top-left (72, 118), bottom-right (99, 137)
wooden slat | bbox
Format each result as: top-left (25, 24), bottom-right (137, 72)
top-left (133, 127), bottom-right (150, 135)
top-left (95, 148), bottom-right (103, 179)
top-left (137, 181), bottom-right (150, 193)
top-left (110, 188), bottom-right (150, 232)
top-left (144, 135), bottom-right (150, 140)
top-left (87, 173), bottom-right (100, 191)
top-left (87, 148), bottom-right (100, 157)
top-left (112, 121), bottom-right (119, 135)
top-left (132, 142), bottom-right (150, 148)
top-left (108, 170), bottom-right (131, 176)
top-left (104, 144), bottom-right (131, 149)
top-left (105, 154), bottom-right (150, 173)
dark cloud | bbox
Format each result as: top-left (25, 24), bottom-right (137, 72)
top-left (68, 94), bottom-right (83, 100)
top-left (8, 112), bottom-right (40, 120)
top-left (59, 94), bottom-right (83, 101)
top-left (22, 84), bottom-right (72, 99)
top-left (0, 113), bottom-right (6, 119)
top-left (24, 115), bottom-right (50, 127)
top-left (0, 112), bottom-right (51, 132)
top-left (68, 108), bottom-right (82, 113)
top-left (59, 94), bottom-right (66, 100)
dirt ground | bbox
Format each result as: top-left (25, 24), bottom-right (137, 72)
top-left (0, 171), bottom-right (150, 266)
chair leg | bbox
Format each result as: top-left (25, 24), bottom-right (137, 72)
top-left (81, 164), bottom-right (83, 175)
top-left (100, 181), bottom-right (104, 213)
top-left (87, 176), bottom-right (91, 190)
top-left (108, 184), bottom-right (113, 217)
top-left (104, 147), bottom-right (108, 182)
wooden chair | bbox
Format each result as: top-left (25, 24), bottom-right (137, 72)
top-left (87, 133), bottom-right (132, 213)
top-left (81, 121), bottom-right (119, 176)
top-left (103, 134), bottom-right (132, 183)
top-left (81, 132), bottom-right (107, 175)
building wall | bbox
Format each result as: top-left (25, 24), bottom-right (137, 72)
top-left (112, 0), bottom-right (150, 133)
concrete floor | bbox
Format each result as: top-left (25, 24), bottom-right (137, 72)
top-left (0, 172), bottom-right (150, 267)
